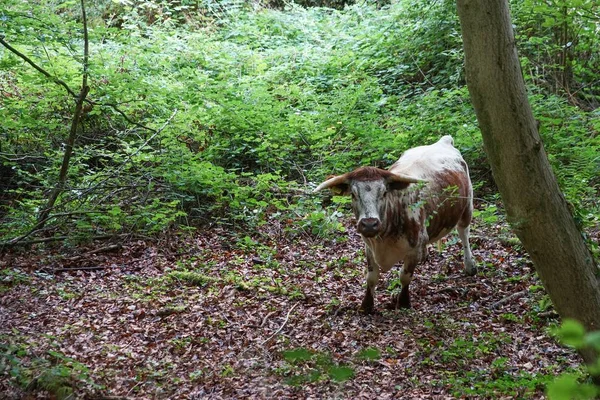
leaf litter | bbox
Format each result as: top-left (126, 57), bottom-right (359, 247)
top-left (0, 211), bottom-right (584, 399)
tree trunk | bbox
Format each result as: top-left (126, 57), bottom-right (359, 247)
top-left (455, 0), bottom-right (600, 367)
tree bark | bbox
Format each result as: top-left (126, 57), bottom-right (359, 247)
top-left (455, 0), bottom-right (600, 367)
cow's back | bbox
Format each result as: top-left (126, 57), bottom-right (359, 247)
top-left (389, 135), bottom-right (465, 180)
top-left (389, 135), bottom-right (472, 243)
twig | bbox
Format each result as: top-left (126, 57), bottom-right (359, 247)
top-left (537, 310), bottom-right (559, 318)
top-left (49, 265), bottom-right (122, 273)
top-left (260, 302), bottom-right (299, 345)
top-left (1, 234), bottom-right (123, 248)
top-left (0, 34), bottom-right (157, 132)
top-left (491, 289), bottom-right (530, 309)
top-left (260, 310), bottom-right (277, 328)
top-left (78, 109), bottom-right (177, 197)
top-left (126, 380), bottom-right (144, 397)
top-left (436, 287), bottom-right (459, 294)
top-left (65, 244), bottom-right (122, 261)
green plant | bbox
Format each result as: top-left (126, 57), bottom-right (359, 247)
top-left (473, 204), bottom-right (500, 224)
top-left (0, 268), bottom-right (30, 289)
top-left (355, 347), bottom-right (381, 362)
top-left (167, 270), bottom-right (219, 286)
top-left (280, 347), bottom-right (355, 385)
top-left (513, 0), bottom-right (600, 106)
top-left (0, 344), bottom-right (99, 399)
top-left (547, 319), bottom-right (600, 399)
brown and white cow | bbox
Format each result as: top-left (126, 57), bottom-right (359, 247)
top-left (314, 135), bottom-right (475, 313)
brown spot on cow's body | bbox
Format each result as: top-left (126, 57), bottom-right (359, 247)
top-left (424, 168), bottom-right (472, 242)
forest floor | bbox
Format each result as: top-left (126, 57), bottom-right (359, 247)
top-left (0, 206), bottom-right (584, 399)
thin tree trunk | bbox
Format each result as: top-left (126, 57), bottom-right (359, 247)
top-left (455, 0), bottom-right (600, 371)
top-left (37, 0), bottom-right (90, 228)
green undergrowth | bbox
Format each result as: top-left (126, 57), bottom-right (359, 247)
top-left (0, 268), bottom-right (31, 294)
top-left (0, 338), bottom-right (100, 399)
top-left (277, 347), bottom-right (364, 385)
top-left (436, 368), bottom-right (557, 398)
top-left (1, 0), bottom-right (599, 244)
top-left (166, 264), bottom-right (307, 300)
top-left (547, 320), bottom-right (600, 399)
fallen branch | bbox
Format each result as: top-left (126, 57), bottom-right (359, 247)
top-left (537, 310), bottom-right (559, 318)
top-left (65, 244), bottom-right (122, 261)
top-left (491, 289), bottom-right (529, 309)
top-left (48, 265), bottom-right (122, 273)
top-left (261, 302), bottom-right (299, 345)
top-left (1, 234), bottom-right (123, 249)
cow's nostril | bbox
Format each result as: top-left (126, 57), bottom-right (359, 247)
top-left (359, 218), bottom-right (380, 232)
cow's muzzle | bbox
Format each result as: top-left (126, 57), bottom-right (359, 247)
top-left (358, 218), bottom-right (381, 237)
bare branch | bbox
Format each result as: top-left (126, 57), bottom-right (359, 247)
top-left (0, 37), bottom-right (157, 134)
top-left (0, 35), bottom-right (78, 98)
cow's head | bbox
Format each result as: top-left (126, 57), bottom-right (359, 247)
top-left (314, 167), bottom-right (421, 237)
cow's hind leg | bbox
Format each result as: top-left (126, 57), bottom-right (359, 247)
top-left (458, 209), bottom-right (476, 275)
top-left (360, 247), bottom-right (379, 314)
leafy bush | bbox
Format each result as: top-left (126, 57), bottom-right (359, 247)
top-left (547, 319), bottom-right (600, 399)
top-left (0, 343), bottom-right (99, 399)
top-left (0, 0), bottom-right (598, 245)
top-left (512, 0), bottom-right (600, 107)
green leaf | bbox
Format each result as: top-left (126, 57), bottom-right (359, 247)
top-left (283, 347), bottom-right (313, 363)
top-left (547, 374), bottom-right (598, 400)
top-left (584, 331), bottom-right (600, 351)
top-left (327, 365), bottom-right (354, 382)
top-left (554, 319), bottom-right (586, 348)
top-left (356, 347), bottom-right (381, 361)
top-left (547, 374), bottom-right (579, 400)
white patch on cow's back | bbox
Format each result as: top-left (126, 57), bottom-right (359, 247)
top-left (389, 135), bottom-right (465, 180)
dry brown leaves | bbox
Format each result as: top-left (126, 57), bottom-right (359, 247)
top-left (0, 216), bottom-right (581, 399)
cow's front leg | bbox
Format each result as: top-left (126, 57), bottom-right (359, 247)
top-left (392, 253), bottom-right (420, 309)
top-left (360, 247), bottom-right (379, 314)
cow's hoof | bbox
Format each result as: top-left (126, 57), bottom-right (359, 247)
top-left (465, 265), bottom-right (477, 276)
top-left (360, 296), bottom-right (374, 314)
top-left (390, 301), bottom-right (411, 309)
top-left (398, 300), bottom-right (411, 309)
top-left (389, 293), bottom-right (411, 309)
top-left (386, 295), bottom-right (410, 310)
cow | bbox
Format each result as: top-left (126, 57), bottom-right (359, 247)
top-left (314, 135), bottom-right (475, 313)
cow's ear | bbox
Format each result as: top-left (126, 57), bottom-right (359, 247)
top-left (386, 173), bottom-right (422, 191)
top-left (314, 174), bottom-right (350, 195)
top-left (330, 182), bottom-right (350, 195)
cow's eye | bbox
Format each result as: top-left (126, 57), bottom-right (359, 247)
top-left (351, 193), bottom-right (357, 200)
top-left (382, 191), bottom-right (387, 198)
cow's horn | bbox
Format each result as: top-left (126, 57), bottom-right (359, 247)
top-left (387, 173), bottom-right (423, 184)
top-left (313, 174), bottom-right (348, 193)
